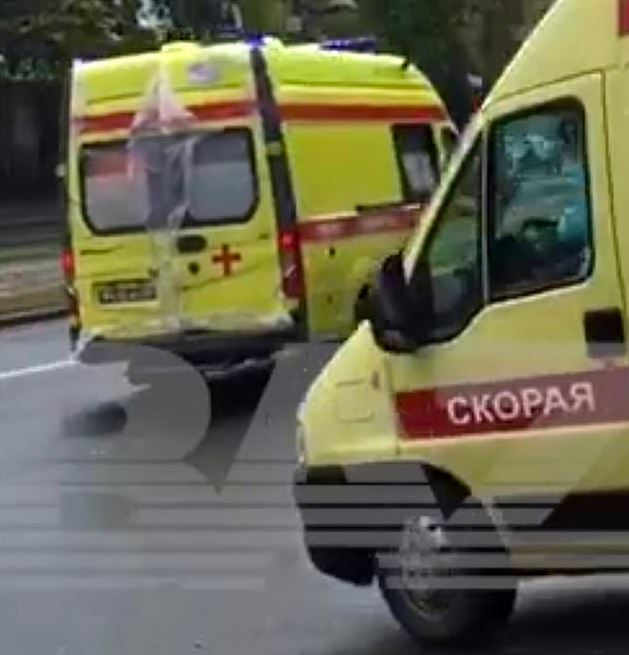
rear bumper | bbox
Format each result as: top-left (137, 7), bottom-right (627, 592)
top-left (77, 324), bottom-right (301, 368)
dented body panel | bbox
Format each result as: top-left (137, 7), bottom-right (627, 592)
top-left (64, 40), bottom-right (452, 364)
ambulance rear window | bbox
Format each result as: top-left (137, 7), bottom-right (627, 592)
top-left (80, 129), bottom-right (257, 234)
top-left (393, 124), bottom-right (439, 203)
top-left (187, 131), bottom-right (257, 226)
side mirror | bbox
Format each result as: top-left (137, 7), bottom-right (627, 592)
top-left (368, 253), bottom-right (424, 354)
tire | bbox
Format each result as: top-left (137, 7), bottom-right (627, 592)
top-left (376, 497), bottom-right (517, 648)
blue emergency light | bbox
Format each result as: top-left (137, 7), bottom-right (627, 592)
top-left (320, 37), bottom-right (377, 53)
top-left (245, 33), bottom-right (267, 47)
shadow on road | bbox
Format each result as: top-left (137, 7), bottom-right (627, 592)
top-left (61, 366), bottom-right (271, 442)
top-left (63, 401), bottom-right (128, 438)
top-left (322, 582), bottom-right (629, 655)
top-left (506, 582), bottom-right (629, 654)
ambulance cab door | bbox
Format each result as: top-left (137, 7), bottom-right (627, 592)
top-left (387, 73), bottom-right (628, 517)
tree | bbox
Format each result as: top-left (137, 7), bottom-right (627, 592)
top-left (0, 0), bottom-right (158, 68)
top-left (480, 0), bottom-right (554, 81)
top-left (238, 0), bottom-right (288, 35)
top-left (355, 0), bottom-right (553, 128)
top-left (158, 0), bottom-right (248, 39)
top-left (356, 0), bottom-right (476, 128)
top-left (158, 0), bottom-right (363, 41)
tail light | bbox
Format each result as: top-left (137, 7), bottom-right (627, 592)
top-left (278, 229), bottom-right (305, 301)
top-left (61, 248), bottom-right (75, 283)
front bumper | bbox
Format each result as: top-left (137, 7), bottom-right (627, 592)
top-left (293, 465), bottom-right (375, 586)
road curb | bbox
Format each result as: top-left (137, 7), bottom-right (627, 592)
top-left (0, 306), bottom-right (67, 330)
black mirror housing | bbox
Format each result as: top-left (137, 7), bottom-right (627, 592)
top-left (368, 253), bottom-right (423, 354)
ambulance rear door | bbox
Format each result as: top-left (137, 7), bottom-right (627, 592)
top-left (75, 49), bottom-right (289, 338)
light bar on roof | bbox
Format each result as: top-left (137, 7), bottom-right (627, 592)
top-left (246, 33), bottom-right (267, 47)
top-left (320, 37), bottom-right (377, 53)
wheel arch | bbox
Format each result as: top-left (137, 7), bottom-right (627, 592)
top-left (296, 459), bottom-right (510, 588)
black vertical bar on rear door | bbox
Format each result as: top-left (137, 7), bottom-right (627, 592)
top-left (249, 47), bottom-right (299, 231)
top-left (249, 46), bottom-right (307, 332)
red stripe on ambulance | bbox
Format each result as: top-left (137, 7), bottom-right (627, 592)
top-left (299, 207), bottom-right (419, 243)
top-left (280, 103), bottom-right (448, 124)
top-left (76, 100), bottom-right (256, 135)
top-left (395, 367), bottom-right (629, 440)
top-left (76, 102), bottom-right (447, 135)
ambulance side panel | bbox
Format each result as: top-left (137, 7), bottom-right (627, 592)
top-left (606, 37), bottom-right (629, 332)
top-left (283, 113), bottom-right (415, 338)
top-left (278, 90), bottom-right (447, 338)
top-left (391, 72), bottom-right (629, 499)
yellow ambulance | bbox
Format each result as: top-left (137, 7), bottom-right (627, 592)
top-left (295, 0), bottom-right (629, 646)
top-left (62, 37), bottom-right (454, 373)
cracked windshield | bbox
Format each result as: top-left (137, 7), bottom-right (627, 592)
top-left (1, 1), bottom-right (628, 654)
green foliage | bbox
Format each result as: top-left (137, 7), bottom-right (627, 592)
top-left (356, 0), bottom-right (552, 84)
top-left (357, 0), bottom-right (469, 75)
top-left (0, 0), bottom-right (158, 67)
top-left (238, 0), bottom-right (287, 35)
top-left (160, 0), bottom-right (363, 41)
top-left (355, 0), bottom-right (476, 127)
top-left (0, 55), bottom-right (62, 81)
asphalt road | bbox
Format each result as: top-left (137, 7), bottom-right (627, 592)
top-left (1, 320), bottom-right (628, 655)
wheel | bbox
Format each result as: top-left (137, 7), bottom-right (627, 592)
top-left (377, 498), bottom-right (517, 648)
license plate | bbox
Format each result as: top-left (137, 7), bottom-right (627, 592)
top-left (96, 280), bottom-right (157, 305)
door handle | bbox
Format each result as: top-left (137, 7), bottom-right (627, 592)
top-left (583, 308), bottom-right (626, 359)
top-left (176, 234), bottom-right (207, 254)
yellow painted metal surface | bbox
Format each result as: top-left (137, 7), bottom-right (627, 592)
top-left (66, 39), bottom-right (450, 342)
top-left (299, 0), bottom-right (629, 564)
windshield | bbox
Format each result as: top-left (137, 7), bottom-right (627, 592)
top-left (81, 128), bottom-right (257, 233)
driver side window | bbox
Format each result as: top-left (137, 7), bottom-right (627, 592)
top-left (489, 101), bottom-right (592, 300)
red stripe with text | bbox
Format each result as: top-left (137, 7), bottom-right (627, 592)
top-left (396, 367), bottom-right (629, 441)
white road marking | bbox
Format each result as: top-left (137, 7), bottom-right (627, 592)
top-left (0, 359), bottom-right (76, 382)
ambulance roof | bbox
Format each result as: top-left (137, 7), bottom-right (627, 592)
top-left (489, 0), bottom-right (619, 105)
top-left (74, 38), bottom-right (442, 108)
